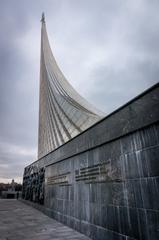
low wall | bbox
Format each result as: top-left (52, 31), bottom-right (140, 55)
top-left (23, 83), bottom-right (159, 240)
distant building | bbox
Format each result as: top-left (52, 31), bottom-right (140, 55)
top-left (0, 180), bottom-right (22, 199)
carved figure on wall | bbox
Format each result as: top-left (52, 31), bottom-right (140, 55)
top-left (22, 166), bottom-right (45, 205)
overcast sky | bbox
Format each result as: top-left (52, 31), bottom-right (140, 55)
top-left (0, 0), bottom-right (158, 183)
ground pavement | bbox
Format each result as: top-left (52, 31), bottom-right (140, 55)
top-left (0, 199), bottom-right (91, 240)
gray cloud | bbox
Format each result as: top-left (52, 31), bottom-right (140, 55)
top-left (88, 58), bottom-right (159, 113)
top-left (0, 0), bottom-right (158, 182)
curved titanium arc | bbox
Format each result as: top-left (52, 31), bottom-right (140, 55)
top-left (38, 19), bottom-right (104, 158)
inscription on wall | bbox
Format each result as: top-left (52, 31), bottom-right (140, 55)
top-left (75, 161), bottom-right (121, 183)
top-left (47, 172), bottom-right (71, 186)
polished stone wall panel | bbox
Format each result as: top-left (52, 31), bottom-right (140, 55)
top-left (42, 122), bottom-right (159, 239)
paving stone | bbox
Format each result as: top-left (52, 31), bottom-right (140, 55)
top-left (0, 199), bottom-right (91, 240)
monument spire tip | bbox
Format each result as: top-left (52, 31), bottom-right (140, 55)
top-left (41, 12), bottom-right (45, 23)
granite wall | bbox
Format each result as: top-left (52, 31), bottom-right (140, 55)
top-left (23, 83), bottom-right (159, 240)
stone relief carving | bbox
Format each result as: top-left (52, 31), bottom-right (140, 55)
top-left (22, 166), bottom-right (45, 204)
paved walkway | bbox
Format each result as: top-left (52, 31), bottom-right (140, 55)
top-left (0, 199), bottom-right (91, 240)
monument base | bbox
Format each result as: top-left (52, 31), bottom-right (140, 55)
top-left (23, 83), bottom-right (159, 240)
